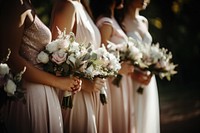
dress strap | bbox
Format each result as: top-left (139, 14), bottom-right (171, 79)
top-left (96, 17), bottom-right (113, 28)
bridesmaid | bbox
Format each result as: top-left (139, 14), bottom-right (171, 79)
top-left (0, 0), bottom-right (81, 133)
top-left (90, 0), bottom-right (135, 133)
top-left (116, 0), bottom-right (160, 132)
top-left (50, 0), bottom-right (112, 133)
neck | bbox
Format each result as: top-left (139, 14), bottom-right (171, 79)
top-left (110, 3), bottom-right (115, 17)
top-left (127, 7), bottom-right (140, 19)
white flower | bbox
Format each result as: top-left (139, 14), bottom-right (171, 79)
top-left (58, 39), bottom-right (70, 50)
top-left (108, 54), bottom-right (121, 71)
top-left (85, 65), bottom-right (95, 77)
top-left (156, 60), bottom-right (167, 69)
top-left (0, 63), bottom-right (10, 76)
top-left (69, 42), bottom-right (80, 53)
top-left (4, 79), bottom-right (16, 96)
top-left (107, 42), bottom-right (118, 51)
top-left (128, 43), bottom-right (143, 61)
top-left (37, 51), bottom-right (49, 64)
top-left (46, 39), bottom-right (60, 53)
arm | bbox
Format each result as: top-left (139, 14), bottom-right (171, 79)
top-left (50, 1), bottom-right (76, 40)
top-left (99, 22), bottom-right (134, 75)
top-left (0, 1), bottom-right (79, 91)
top-left (98, 23), bottom-right (113, 46)
top-left (131, 68), bottom-right (152, 85)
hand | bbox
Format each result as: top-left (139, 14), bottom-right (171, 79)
top-left (55, 76), bottom-right (82, 92)
top-left (71, 77), bottom-right (82, 94)
top-left (118, 61), bottom-right (134, 75)
top-left (131, 68), bottom-right (152, 85)
top-left (81, 77), bottom-right (105, 93)
top-left (93, 78), bottom-right (105, 92)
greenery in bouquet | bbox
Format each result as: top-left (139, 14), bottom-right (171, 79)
top-left (0, 49), bottom-right (26, 108)
top-left (37, 28), bottom-right (121, 107)
top-left (36, 27), bottom-right (91, 109)
top-left (107, 38), bottom-right (142, 86)
top-left (129, 37), bottom-right (178, 81)
top-left (83, 44), bottom-right (121, 105)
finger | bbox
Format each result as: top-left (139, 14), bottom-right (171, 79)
top-left (94, 84), bottom-right (104, 91)
top-left (95, 78), bottom-right (105, 84)
top-left (72, 85), bottom-right (82, 93)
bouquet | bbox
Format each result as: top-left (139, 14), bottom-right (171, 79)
top-left (129, 38), bottom-right (178, 81)
top-left (0, 49), bottom-right (26, 108)
top-left (82, 44), bottom-right (121, 104)
top-left (128, 37), bottom-right (178, 93)
top-left (37, 28), bottom-right (91, 109)
top-left (107, 38), bottom-right (143, 86)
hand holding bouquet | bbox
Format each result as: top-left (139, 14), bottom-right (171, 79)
top-left (107, 38), bottom-right (143, 65)
top-left (0, 49), bottom-right (26, 108)
top-left (37, 27), bottom-right (91, 108)
top-left (130, 38), bottom-right (178, 81)
top-left (107, 38), bottom-right (142, 86)
top-left (82, 44), bottom-right (121, 104)
top-left (129, 37), bottom-right (178, 94)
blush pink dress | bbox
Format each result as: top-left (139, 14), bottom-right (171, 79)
top-left (123, 15), bottom-right (160, 133)
top-left (96, 17), bottom-right (135, 133)
top-left (2, 16), bottom-right (63, 133)
top-left (60, 1), bottom-right (112, 133)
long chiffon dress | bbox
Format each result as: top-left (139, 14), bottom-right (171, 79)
top-left (123, 15), bottom-right (160, 133)
top-left (60, 1), bottom-right (112, 133)
top-left (96, 17), bottom-right (135, 133)
top-left (2, 16), bottom-right (63, 133)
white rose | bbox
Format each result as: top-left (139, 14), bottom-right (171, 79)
top-left (46, 39), bottom-right (60, 53)
top-left (4, 79), bottom-right (16, 96)
top-left (37, 51), bottom-right (49, 64)
top-left (58, 39), bottom-right (70, 50)
top-left (129, 45), bottom-right (143, 61)
top-left (69, 42), bottom-right (80, 52)
top-left (0, 63), bottom-right (10, 76)
top-left (117, 42), bottom-right (128, 52)
top-left (107, 42), bottom-right (118, 52)
top-left (108, 54), bottom-right (121, 71)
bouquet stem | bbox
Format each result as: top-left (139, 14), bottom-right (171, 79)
top-left (100, 87), bottom-right (107, 105)
top-left (112, 74), bottom-right (122, 87)
top-left (62, 91), bottom-right (73, 109)
top-left (137, 86), bottom-right (144, 94)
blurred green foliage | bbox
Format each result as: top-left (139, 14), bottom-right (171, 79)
top-left (33, 0), bottom-right (200, 84)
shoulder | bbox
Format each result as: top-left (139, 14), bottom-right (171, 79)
top-left (139, 15), bottom-right (149, 25)
top-left (54, 0), bottom-right (76, 15)
top-left (96, 16), bottom-right (113, 28)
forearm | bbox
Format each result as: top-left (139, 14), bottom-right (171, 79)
top-left (81, 78), bottom-right (93, 93)
top-left (9, 54), bottom-right (58, 88)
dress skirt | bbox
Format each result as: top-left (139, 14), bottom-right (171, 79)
top-left (2, 80), bottom-right (63, 133)
top-left (62, 88), bottom-right (112, 133)
top-left (132, 75), bottom-right (160, 133)
top-left (108, 75), bottom-right (135, 133)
